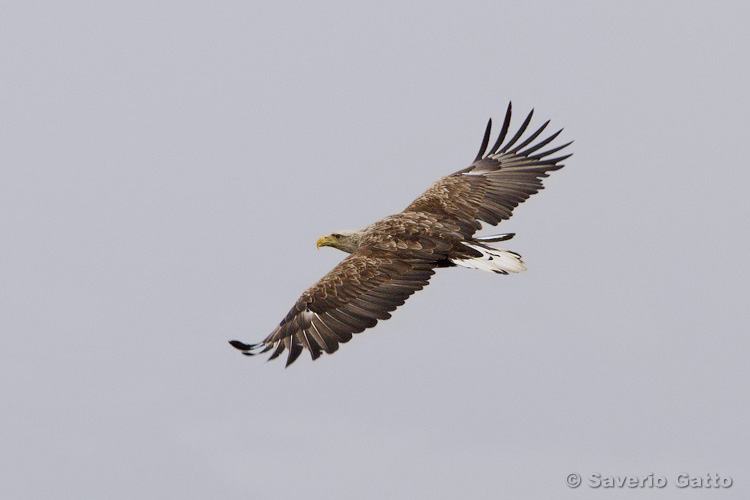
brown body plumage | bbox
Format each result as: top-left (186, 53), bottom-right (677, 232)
top-left (230, 103), bottom-right (572, 366)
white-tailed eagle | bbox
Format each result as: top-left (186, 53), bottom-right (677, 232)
top-left (230, 103), bottom-right (572, 366)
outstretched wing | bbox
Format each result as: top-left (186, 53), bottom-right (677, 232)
top-left (229, 249), bottom-right (437, 366)
top-left (404, 102), bottom-right (572, 235)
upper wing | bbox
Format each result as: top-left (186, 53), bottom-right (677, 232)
top-left (229, 249), bottom-right (437, 367)
top-left (404, 102), bottom-right (572, 235)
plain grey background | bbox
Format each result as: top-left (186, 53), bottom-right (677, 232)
top-left (2, 1), bottom-right (748, 499)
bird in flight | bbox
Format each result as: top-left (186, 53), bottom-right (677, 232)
top-left (230, 103), bottom-right (572, 366)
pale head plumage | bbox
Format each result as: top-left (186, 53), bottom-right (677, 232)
top-left (316, 230), bottom-right (362, 253)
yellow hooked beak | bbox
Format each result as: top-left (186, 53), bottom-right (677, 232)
top-left (316, 235), bottom-right (332, 249)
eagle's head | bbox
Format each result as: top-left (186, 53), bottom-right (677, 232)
top-left (317, 230), bottom-right (361, 254)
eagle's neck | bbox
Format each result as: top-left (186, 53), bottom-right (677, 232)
top-left (335, 232), bottom-right (362, 253)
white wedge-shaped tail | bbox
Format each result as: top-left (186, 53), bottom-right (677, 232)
top-left (451, 242), bottom-right (527, 274)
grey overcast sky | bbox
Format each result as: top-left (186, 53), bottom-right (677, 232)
top-left (2, 1), bottom-right (749, 499)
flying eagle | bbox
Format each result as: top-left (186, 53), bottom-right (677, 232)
top-left (230, 103), bottom-right (571, 366)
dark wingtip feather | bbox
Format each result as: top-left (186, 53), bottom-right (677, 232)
top-left (285, 342), bottom-right (304, 367)
top-left (267, 341), bottom-right (285, 361)
top-left (499, 108), bottom-right (534, 154)
top-left (488, 102), bottom-right (513, 156)
top-left (474, 118), bottom-right (493, 162)
top-left (546, 153), bottom-right (573, 163)
top-left (531, 140), bottom-right (574, 160)
top-left (509, 120), bottom-right (549, 155)
top-left (229, 340), bottom-right (257, 351)
top-left (518, 128), bottom-right (563, 156)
